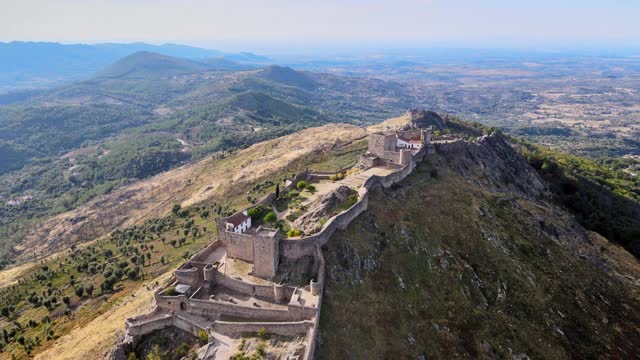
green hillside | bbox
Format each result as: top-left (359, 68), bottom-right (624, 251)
top-left (319, 138), bottom-right (640, 359)
top-left (93, 51), bottom-right (212, 79)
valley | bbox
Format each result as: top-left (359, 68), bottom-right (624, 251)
top-left (0, 44), bottom-right (638, 360)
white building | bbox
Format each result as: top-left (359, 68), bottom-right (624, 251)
top-left (225, 210), bottom-right (252, 233)
top-left (397, 135), bottom-right (423, 150)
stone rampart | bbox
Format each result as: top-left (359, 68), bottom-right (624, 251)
top-left (281, 157), bottom-right (418, 260)
top-left (126, 312), bottom-right (174, 337)
top-left (125, 311), bottom-right (208, 339)
top-left (156, 293), bottom-right (189, 312)
top-left (212, 270), bottom-right (295, 302)
top-left (175, 264), bottom-right (200, 287)
top-left (303, 247), bottom-right (326, 360)
top-left (433, 139), bottom-right (465, 154)
top-left (173, 314), bottom-right (207, 337)
top-left (188, 298), bottom-right (303, 321)
top-left (189, 241), bottom-right (224, 263)
top-left (217, 226), bottom-right (255, 262)
top-left (212, 320), bottom-right (313, 337)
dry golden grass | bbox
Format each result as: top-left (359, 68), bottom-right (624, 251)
top-left (33, 272), bottom-right (172, 360)
top-left (0, 119), bottom-right (406, 359)
top-left (13, 123), bottom-right (368, 263)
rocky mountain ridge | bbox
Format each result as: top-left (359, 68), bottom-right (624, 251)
top-left (318, 132), bottom-right (640, 359)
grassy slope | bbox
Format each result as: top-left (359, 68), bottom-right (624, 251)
top-left (0, 123), bottom-right (369, 359)
top-left (319, 156), bottom-right (640, 359)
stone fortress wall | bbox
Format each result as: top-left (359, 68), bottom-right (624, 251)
top-left (119, 124), bottom-right (436, 360)
top-left (279, 140), bottom-right (430, 262)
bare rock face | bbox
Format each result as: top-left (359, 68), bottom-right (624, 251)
top-left (435, 134), bottom-right (548, 200)
top-left (407, 109), bottom-right (446, 130)
top-left (293, 185), bottom-right (356, 234)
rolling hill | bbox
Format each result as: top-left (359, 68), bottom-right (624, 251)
top-left (0, 41), bottom-right (263, 91)
top-left (0, 52), bottom-right (416, 268)
top-left (319, 127), bottom-right (640, 359)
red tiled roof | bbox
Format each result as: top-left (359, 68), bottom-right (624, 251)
top-left (226, 212), bottom-right (250, 227)
top-left (397, 136), bottom-right (412, 142)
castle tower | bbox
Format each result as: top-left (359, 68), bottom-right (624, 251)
top-left (252, 227), bottom-right (280, 279)
top-left (399, 148), bottom-right (412, 165)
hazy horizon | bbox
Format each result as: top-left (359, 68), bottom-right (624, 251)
top-left (3, 0), bottom-right (640, 54)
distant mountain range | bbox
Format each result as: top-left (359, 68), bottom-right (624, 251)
top-left (0, 41), bottom-right (269, 91)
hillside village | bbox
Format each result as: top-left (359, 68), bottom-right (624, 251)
top-left (113, 118), bottom-right (441, 359)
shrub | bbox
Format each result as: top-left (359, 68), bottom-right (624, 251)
top-left (256, 342), bottom-right (267, 356)
top-left (257, 327), bottom-right (268, 339)
top-left (263, 211), bottom-right (277, 223)
top-left (287, 229), bottom-right (302, 238)
top-left (430, 168), bottom-right (438, 178)
top-left (163, 287), bottom-right (178, 296)
top-left (296, 180), bottom-right (308, 190)
top-left (304, 184), bottom-right (316, 193)
top-left (340, 194), bottom-right (359, 210)
top-left (198, 329), bottom-right (209, 343)
top-left (331, 172), bottom-right (345, 181)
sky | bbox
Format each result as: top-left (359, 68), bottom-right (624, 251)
top-left (2, 0), bottom-right (640, 52)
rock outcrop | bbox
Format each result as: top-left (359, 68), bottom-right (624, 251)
top-left (407, 109), bottom-right (446, 130)
top-left (435, 134), bottom-right (548, 199)
top-left (293, 185), bottom-right (357, 234)
top-left (319, 130), bottom-right (640, 360)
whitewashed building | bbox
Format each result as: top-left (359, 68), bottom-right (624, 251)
top-left (397, 135), bottom-right (423, 150)
top-left (225, 210), bottom-right (252, 233)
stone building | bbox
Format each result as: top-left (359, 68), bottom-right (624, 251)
top-left (363, 128), bottom-right (431, 168)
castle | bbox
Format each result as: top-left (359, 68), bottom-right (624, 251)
top-left (115, 123), bottom-right (434, 359)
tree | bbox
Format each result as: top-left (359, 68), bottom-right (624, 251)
top-left (86, 284), bottom-right (94, 297)
top-left (127, 268), bottom-right (139, 280)
top-left (247, 205), bottom-right (264, 220)
top-left (145, 252), bottom-right (151, 265)
top-left (75, 286), bottom-right (84, 298)
top-left (160, 256), bottom-right (165, 265)
top-left (171, 204), bottom-right (181, 215)
top-left (169, 239), bottom-right (177, 247)
top-left (263, 211), bottom-right (277, 223)
top-left (275, 183), bottom-right (280, 199)
top-left (62, 296), bottom-right (71, 307)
